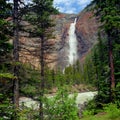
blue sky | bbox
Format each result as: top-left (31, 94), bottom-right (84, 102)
top-left (8, 0), bottom-right (92, 14)
top-left (53, 0), bottom-right (93, 14)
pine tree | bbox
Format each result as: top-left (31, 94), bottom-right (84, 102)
top-left (0, 0), bottom-right (12, 63)
top-left (93, 0), bottom-right (120, 102)
top-left (13, 0), bottom-right (19, 112)
top-left (0, 0), bottom-right (14, 119)
top-left (12, 0), bottom-right (26, 119)
top-left (26, 0), bottom-right (58, 119)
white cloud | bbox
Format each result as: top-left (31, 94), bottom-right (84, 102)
top-left (54, 0), bottom-right (92, 13)
top-left (54, 0), bottom-right (70, 4)
top-left (77, 0), bottom-right (90, 5)
top-left (65, 8), bottom-right (77, 14)
top-left (57, 6), bottom-right (65, 13)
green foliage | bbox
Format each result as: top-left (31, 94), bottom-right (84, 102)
top-left (43, 86), bottom-right (79, 120)
top-left (91, 0), bottom-right (120, 104)
top-left (17, 87), bottom-right (79, 120)
top-left (21, 85), bottom-right (37, 97)
top-left (19, 64), bottom-right (41, 97)
top-left (94, 0), bottom-right (120, 32)
top-left (0, 0), bottom-right (12, 18)
top-left (19, 61), bottom-right (96, 99)
top-left (115, 83), bottom-right (120, 101)
top-left (104, 103), bottom-right (120, 119)
top-left (82, 99), bottom-right (98, 117)
top-left (26, 0), bottom-right (58, 38)
top-left (83, 31), bottom-right (120, 104)
top-left (62, 60), bottom-right (91, 86)
top-left (0, 0), bottom-right (12, 57)
top-left (0, 94), bottom-right (13, 120)
top-left (82, 101), bottom-right (120, 120)
top-left (0, 73), bottom-right (15, 79)
top-left (0, 1), bottom-right (14, 119)
top-left (23, 4), bottom-right (59, 119)
top-left (18, 107), bottom-right (38, 120)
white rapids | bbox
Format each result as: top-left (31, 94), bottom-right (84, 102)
top-left (19, 91), bottom-right (97, 109)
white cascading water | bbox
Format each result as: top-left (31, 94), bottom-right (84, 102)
top-left (68, 18), bottom-right (78, 65)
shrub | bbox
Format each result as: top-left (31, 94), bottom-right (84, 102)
top-left (43, 86), bottom-right (79, 120)
top-left (104, 103), bottom-right (120, 119)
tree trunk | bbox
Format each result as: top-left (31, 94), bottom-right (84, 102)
top-left (39, 36), bottom-right (45, 120)
top-left (13, 0), bottom-right (19, 111)
top-left (108, 31), bottom-right (115, 101)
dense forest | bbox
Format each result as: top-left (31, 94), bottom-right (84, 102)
top-left (0, 0), bottom-right (120, 120)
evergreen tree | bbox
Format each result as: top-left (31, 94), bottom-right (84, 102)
top-left (93, 0), bottom-right (120, 102)
top-left (0, 0), bottom-right (12, 63)
top-left (92, 34), bottom-right (111, 104)
top-left (26, 0), bottom-right (58, 119)
top-left (13, 0), bottom-right (19, 112)
top-left (12, 0), bottom-right (26, 119)
top-left (0, 0), bottom-right (14, 119)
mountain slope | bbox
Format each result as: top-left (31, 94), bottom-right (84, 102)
top-left (19, 7), bottom-right (99, 69)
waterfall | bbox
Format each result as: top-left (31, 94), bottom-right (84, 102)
top-left (68, 18), bottom-right (78, 65)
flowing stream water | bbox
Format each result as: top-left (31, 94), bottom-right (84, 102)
top-left (19, 91), bottom-right (97, 109)
top-left (68, 18), bottom-right (78, 65)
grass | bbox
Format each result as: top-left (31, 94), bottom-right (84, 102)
top-left (80, 113), bottom-right (120, 120)
top-left (80, 103), bottom-right (120, 120)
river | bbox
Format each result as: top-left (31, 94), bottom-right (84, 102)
top-left (19, 91), bottom-right (97, 109)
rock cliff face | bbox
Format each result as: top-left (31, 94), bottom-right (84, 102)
top-left (54, 10), bottom-right (99, 69)
top-left (53, 14), bottom-right (77, 70)
top-left (19, 8), bottom-right (99, 70)
top-left (76, 9), bottom-right (99, 62)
